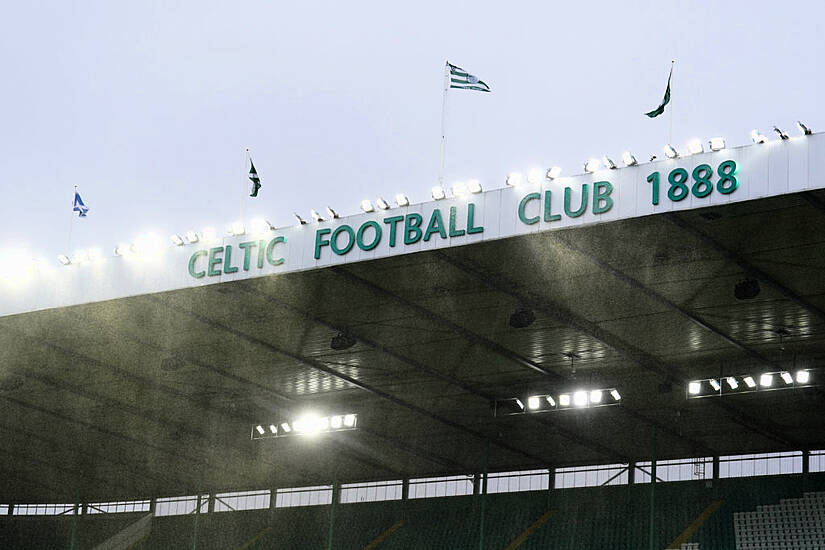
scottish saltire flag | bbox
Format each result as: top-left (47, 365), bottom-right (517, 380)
top-left (73, 190), bottom-right (89, 217)
top-left (448, 62), bottom-right (491, 92)
top-left (249, 159), bottom-right (261, 197)
top-left (645, 62), bottom-right (673, 118)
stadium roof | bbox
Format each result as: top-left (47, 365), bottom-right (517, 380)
top-left (2, 136), bottom-right (825, 503)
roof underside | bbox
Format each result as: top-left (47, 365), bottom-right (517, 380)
top-left (3, 191), bottom-right (825, 503)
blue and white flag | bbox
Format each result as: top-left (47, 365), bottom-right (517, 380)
top-left (73, 190), bottom-right (89, 217)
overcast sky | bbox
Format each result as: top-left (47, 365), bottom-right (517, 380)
top-left (1, 1), bottom-right (821, 261)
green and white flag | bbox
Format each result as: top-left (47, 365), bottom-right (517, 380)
top-left (448, 62), bottom-right (491, 92)
top-left (645, 62), bottom-right (673, 118)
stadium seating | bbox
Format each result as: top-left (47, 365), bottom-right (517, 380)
top-left (733, 491), bottom-right (825, 549)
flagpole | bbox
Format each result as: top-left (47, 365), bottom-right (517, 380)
top-left (67, 185), bottom-right (76, 252)
top-left (668, 60), bottom-right (674, 145)
top-left (242, 148), bottom-right (249, 225)
top-left (438, 62), bottom-right (449, 186)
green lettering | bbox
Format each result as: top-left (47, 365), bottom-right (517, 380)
top-left (238, 241), bottom-right (255, 271)
top-left (404, 213), bottom-right (423, 245)
top-left (383, 216), bottom-right (404, 247)
top-left (207, 247), bottom-right (223, 277)
top-left (466, 203), bottom-right (483, 234)
top-left (564, 184), bottom-right (588, 218)
top-left (356, 221), bottom-right (382, 251)
top-left (449, 207), bottom-right (465, 237)
top-left (257, 240), bottom-right (266, 268)
top-left (223, 245), bottom-right (239, 274)
top-left (330, 225), bottom-right (355, 255)
top-left (518, 193), bottom-right (541, 225)
top-left (544, 190), bottom-right (562, 222)
top-left (266, 236), bottom-right (286, 265)
top-left (423, 209), bottom-right (447, 241)
top-left (592, 181), bottom-right (614, 215)
top-left (188, 250), bottom-right (207, 278)
top-left (314, 229), bottom-right (331, 260)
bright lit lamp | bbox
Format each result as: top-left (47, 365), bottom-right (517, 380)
top-left (396, 193), bottom-right (411, 206)
top-left (709, 137), bottom-right (726, 151)
top-left (688, 381), bottom-right (702, 395)
top-left (743, 376), bottom-right (756, 388)
top-left (796, 370), bottom-right (810, 384)
top-left (375, 198), bottom-right (390, 210)
top-left (546, 166), bottom-right (562, 179)
top-left (467, 179), bottom-right (482, 193)
top-left (664, 144), bottom-right (679, 159)
top-left (506, 172), bottom-right (523, 187)
top-left (573, 391), bottom-right (588, 407)
top-left (760, 373), bottom-right (773, 387)
top-left (687, 139), bottom-right (704, 155)
top-left (559, 394), bottom-right (571, 407)
top-left (751, 129), bottom-right (767, 144)
top-left (527, 396), bottom-right (541, 410)
top-left (432, 186), bottom-right (446, 200)
top-left (360, 200), bottom-right (375, 213)
top-left (584, 159), bottom-right (601, 173)
top-left (621, 152), bottom-right (637, 166)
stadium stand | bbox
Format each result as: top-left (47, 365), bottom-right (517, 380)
top-left (734, 491), bottom-right (825, 549)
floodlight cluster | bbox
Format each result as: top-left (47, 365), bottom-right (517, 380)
top-left (494, 387), bottom-right (621, 417)
top-left (687, 370), bottom-right (813, 398)
top-left (251, 412), bottom-right (357, 440)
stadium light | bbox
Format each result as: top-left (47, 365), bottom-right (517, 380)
top-left (375, 197), bottom-right (390, 210)
top-left (546, 166), bottom-right (562, 179)
top-left (395, 193), bottom-right (411, 206)
top-left (602, 156), bottom-right (617, 170)
top-left (311, 209), bottom-right (324, 222)
top-left (452, 181), bottom-right (469, 197)
top-left (526, 168), bottom-right (544, 185)
top-left (726, 377), bottom-right (739, 390)
top-left (114, 244), bottom-right (131, 257)
top-left (773, 126), bottom-right (789, 140)
top-left (280, 422), bottom-right (291, 433)
top-left (527, 395), bottom-right (542, 410)
top-left (360, 199), bottom-right (375, 213)
top-left (250, 218), bottom-right (274, 235)
top-left (688, 381), bottom-right (702, 395)
top-left (760, 373), bottom-right (773, 387)
top-left (546, 395), bottom-right (556, 407)
top-left (664, 144), bottom-right (679, 159)
top-left (229, 221), bottom-right (245, 236)
top-left (610, 389), bottom-right (621, 401)
top-left (57, 254), bottom-right (71, 265)
top-left (709, 379), bottom-right (721, 392)
top-left (584, 159), bottom-right (601, 173)
top-left (750, 129), bottom-right (767, 144)
top-left (590, 390), bottom-right (603, 404)
top-left (780, 372), bottom-right (793, 385)
top-left (506, 172), bottom-right (523, 187)
top-left (687, 139), bottom-right (704, 155)
top-left (709, 137), bottom-right (726, 151)
top-left (432, 186), bottom-right (446, 200)
top-left (254, 413), bottom-right (357, 440)
top-left (255, 425), bottom-right (265, 435)
top-left (796, 121), bottom-right (812, 135)
top-left (743, 376), bottom-right (757, 388)
top-left (269, 424), bottom-right (277, 434)
top-left (467, 179), bottom-right (482, 194)
top-left (343, 414), bottom-right (357, 427)
top-left (621, 152), bottom-right (638, 166)
top-left (170, 234), bottom-right (185, 246)
top-left (796, 370), bottom-right (810, 384)
top-left (330, 415), bottom-right (342, 429)
top-left (559, 394), bottom-right (571, 407)
top-left (294, 213), bottom-right (307, 225)
top-left (185, 230), bottom-right (199, 244)
top-left (326, 207), bottom-right (339, 219)
top-left (573, 391), bottom-right (588, 407)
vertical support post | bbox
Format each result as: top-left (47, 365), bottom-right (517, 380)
top-left (478, 439), bottom-right (489, 550)
top-left (402, 478), bottom-right (409, 501)
top-left (149, 498), bottom-right (156, 515)
top-left (192, 494), bottom-right (201, 550)
top-left (69, 502), bottom-right (79, 550)
top-left (628, 462), bottom-right (636, 484)
top-left (803, 450), bottom-right (810, 475)
top-left (648, 426), bottom-right (657, 550)
top-left (438, 62), bottom-right (450, 186)
top-left (546, 467), bottom-right (554, 508)
top-left (327, 481), bottom-right (339, 550)
top-left (713, 455), bottom-right (720, 480)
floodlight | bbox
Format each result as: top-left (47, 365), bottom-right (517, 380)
top-left (621, 152), bottom-right (638, 166)
top-left (743, 376), bottom-right (756, 388)
top-left (432, 186), bottom-right (446, 200)
top-left (546, 166), bottom-right (562, 179)
top-left (610, 389), bottom-right (621, 401)
top-left (452, 181), bottom-right (469, 197)
top-left (527, 396), bottom-right (542, 410)
top-left (250, 218), bottom-right (274, 235)
top-left (709, 379), bottom-right (721, 391)
top-left (559, 394), bottom-right (571, 407)
top-left (185, 230), bottom-right (199, 244)
top-left (360, 199), bottom-right (375, 213)
top-left (527, 168), bottom-right (543, 185)
top-left (759, 373), bottom-right (773, 387)
top-left (114, 244), bottom-right (130, 257)
top-left (229, 221), bottom-right (245, 236)
top-left (584, 158), bottom-right (601, 173)
top-left (395, 193), bottom-right (411, 206)
top-left (688, 381), bottom-right (701, 395)
top-left (57, 254), bottom-right (71, 265)
top-left (311, 209), bottom-right (324, 222)
top-left (726, 377), bottom-right (739, 390)
top-left (573, 391), bottom-right (588, 407)
top-left (506, 172), bottom-right (523, 187)
top-left (664, 144), bottom-right (679, 159)
top-left (467, 179), bottom-right (482, 193)
top-left (780, 372), bottom-right (793, 385)
top-left (688, 139), bottom-right (704, 155)
top-left (87, 248), bottom-right (103, 263)
top-left (590, 390), bottom-right (603, 404)
top-left (375, 198), bottom-right (390, 210)
top-left (546, 395), bottom-right (556, 407)
top-left (170, 234), bottom-right (185, 246)
top-left (280, 422), bottom-right (292, 433)
top-left (326, 207), bottom-right (339, 219)
top-left (709, 137), bottom-right (726, 151)
top-left (255, 425), bottom-right (265, 435)
top-left (294, 213), bottom-right (307, 225)
top-left (602, 156), bottom-right (617, 170)
top-left (796, 370), bottom-right (810, 384)
top-left (796, 121), bottom-right (812, 135)
top-left (269, 424), bottom-right (277, 434)
top-left (750, 129), bottom-right (767, 144)
top-left (319, 417), bottom-right (330, 431)
top-left (773, 126), bottom-right (789, 140)
top-left (343, 414), bottom-right (356, 427)
top-left (330, 415), bottom-right (343, 429)
top-left (202, 227), bottom-right (219, 243)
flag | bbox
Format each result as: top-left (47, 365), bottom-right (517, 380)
top-left (73, 190), bottom-right (89, 217)
top-left (645, 63), bottom-right (673, 118)
top-left (448, 62), bottom-right (491, 92)
top-left (249, 159), bottom-right (261, 197)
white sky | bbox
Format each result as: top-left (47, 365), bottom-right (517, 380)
top-left (1, 1), bottom-right (822, 260)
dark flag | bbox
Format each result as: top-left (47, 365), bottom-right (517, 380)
top-left (249, 159), bottom-right (261, 197)
top-left (645, 62), bottom-right (673, 118)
